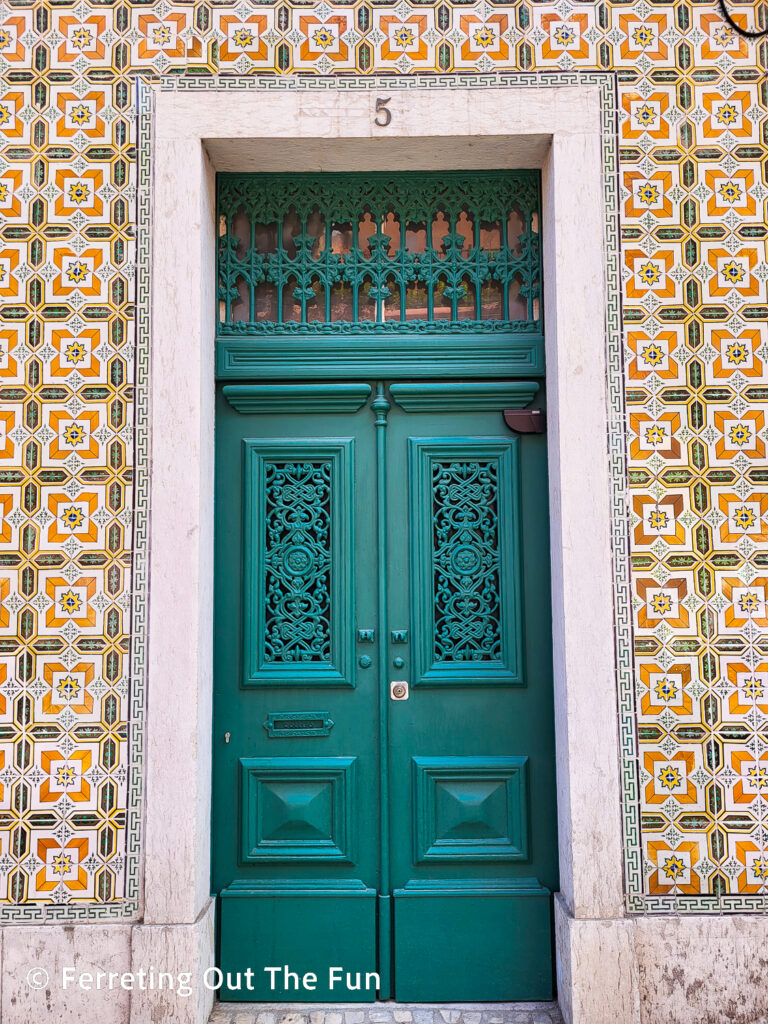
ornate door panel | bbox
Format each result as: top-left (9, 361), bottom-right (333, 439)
top-left (212, 382), bottom-right (557, 1002)
top-left (385, 391), bottom-right (557, 1001)
top-left (213, 385), bottom-right (380, 1002)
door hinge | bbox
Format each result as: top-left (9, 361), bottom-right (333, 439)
top-left (503, 409), bottom-right (546, 434)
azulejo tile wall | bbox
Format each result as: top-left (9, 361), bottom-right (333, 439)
top-left (0, 0), bottom-right (766, 919)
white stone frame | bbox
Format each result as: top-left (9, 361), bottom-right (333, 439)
top-left (144, 77), bottom-right (626, 1024)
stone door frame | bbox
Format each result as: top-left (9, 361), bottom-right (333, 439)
top-left (145, 76), bottom-right (626, 1024)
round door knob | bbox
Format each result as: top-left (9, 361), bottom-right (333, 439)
top-left (359, 655), bottom-right (372, 668)
top-left (393, 657), bottom-right (405, 668)
top-left (392, 684), bottom-right (407, 698)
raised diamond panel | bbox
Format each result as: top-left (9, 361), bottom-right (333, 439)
top-left (240, 756), bottom-right (356, 862)
top-left (413, 756), bottom-right (528, 862)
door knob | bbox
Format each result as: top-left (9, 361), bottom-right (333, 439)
top-left (391, 681), bottom-right (409, 700)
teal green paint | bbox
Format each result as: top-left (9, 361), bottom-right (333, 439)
top-left (412, 756), bottom-right (529, 863)
top-left (408, 438), bottom-right (523, 687)
top-left (242, 439), bottom-right (355, 687)
top-left (382, 396), bottom-right (557, 1000)
top-left (219, 880), bottom-right (377, 1001)
top-left (240, 757), bottom-right (356, 863)
top-left (213, 384), bottom-right (557, 1001)
top-left (377, 893), bottom-right (392, 1005)
top-left (389, 380), bottom-right (539, 412)
top-left (224, 383), bottom-right (372, 414)
top-left (263, 711), bottom-right (334, 738)
top-left (214, 392), bottom-right (382, 999)
top-left (392, 880), bottom-right (552, 1001)
top-left (215, 170), bottom-right (544, 383)
top-left (372, 384), bottom-right (392, 999)
top-left (216, 334), bottom-right (544, 381)
top-left (217, 171), bottom-right (542, 330)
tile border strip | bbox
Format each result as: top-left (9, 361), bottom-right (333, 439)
top-left (0, 80), bottom-right (154, 925)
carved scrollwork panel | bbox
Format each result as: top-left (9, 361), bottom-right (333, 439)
top-left (243, 439), bottom-right (355, 687)
top-left (432, 459), bottom-right (503, 664)
top-left (409, 438), bottom-right (523, 687)
top-left (263, 460), bottom-right (333, 664)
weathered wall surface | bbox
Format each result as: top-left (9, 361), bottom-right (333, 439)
top-left (0, 0), bottom-right (766, 920)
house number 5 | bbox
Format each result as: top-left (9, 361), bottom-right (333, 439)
top-left (374, 97), bottom-right (392, 127)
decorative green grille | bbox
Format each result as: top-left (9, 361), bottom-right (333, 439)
top-left (217, 171), bottom-right (541, 335)
top-left (263, 460), bottom-right (332, 665)
top-left (432, 460), bottom-right (502, 664)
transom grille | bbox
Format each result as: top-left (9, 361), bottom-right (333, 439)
top-left (217, 171), bottom-right (541, 334)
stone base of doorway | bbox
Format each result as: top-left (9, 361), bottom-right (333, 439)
top-left (208, 1004), bottom-right (563, 1024)
top-left (0, 899), bottom-right (216, 1024)
top-left (555, 893), bottom-right (768, 1024)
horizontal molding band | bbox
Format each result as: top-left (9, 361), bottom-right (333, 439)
top-left (390, 381), bottom-right (540, 411)
top-left (222, 879), bottom-right (374, 896)
top-left (223, 383), bottom-right (372, 413)
top-left (394, 878), bottom-right (549, 895)
top-left (218, 340), bottom-right (545, 380)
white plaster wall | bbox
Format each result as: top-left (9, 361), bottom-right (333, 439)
top-left (131, 899), bottom-right (215, 1024)
top-left (634, 915), bottom-right (768, 1024)
top-left (555, 896), bottom-right (639, 1024)
top-left (145, 80), bottom-right (625, 1024)
top-left (556, 896), bottom-right (768, 1024)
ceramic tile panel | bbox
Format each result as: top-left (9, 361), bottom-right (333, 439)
top-left (0, 0), bottom-right (766, 918)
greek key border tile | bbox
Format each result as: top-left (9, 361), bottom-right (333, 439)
top-left (0, 81), bottom-right (154, 926)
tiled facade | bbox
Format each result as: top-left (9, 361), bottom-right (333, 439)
top-left (0, 0), bottom-right (766, 921)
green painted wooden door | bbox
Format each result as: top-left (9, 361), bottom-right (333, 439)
top-left (213, 381), bottom-right (558, 1002)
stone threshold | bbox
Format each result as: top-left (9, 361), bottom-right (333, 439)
top-left (209, 1002), bottom-right (564, 1024)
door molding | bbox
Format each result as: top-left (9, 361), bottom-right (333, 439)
top-left (389, 381), bottom-right (540, 412)
top-left (143, 75), bottom-right (628, 1022)
top-left (223, 383), bottom-right (373, 414)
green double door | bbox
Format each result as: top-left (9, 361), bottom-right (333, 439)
top-left (213, 381), bottom-right (558, 1002)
